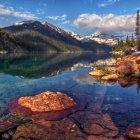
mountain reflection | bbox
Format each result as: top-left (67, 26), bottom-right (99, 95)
top-left (0, 53), bottom-right (111, 78)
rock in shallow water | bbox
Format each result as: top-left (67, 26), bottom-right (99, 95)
top-left (125, 125), bottom-right (140, 140)
top-left (18, 91), bottom-right (76, 112)
top-left (101, 74), bottom-right (118, 81)
top-left (116, 56), bottom-right (139, 76)
top-left (12, 118), bottom-right (85, 140)
top-left (8, 97), bottom-right (84, 121)
top-left (89, 69), bottom-right (104, 77)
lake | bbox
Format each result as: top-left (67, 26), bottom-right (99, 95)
top-left (0, 53), bottom-right (140, 140)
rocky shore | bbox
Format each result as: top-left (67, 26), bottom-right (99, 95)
top-left (89, 54), bottom-right (140, 140)
top-left (90, 55), bottom-right (140, 82)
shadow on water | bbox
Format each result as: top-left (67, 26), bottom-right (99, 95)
top-left (0, 52), bottom-right (111, 78)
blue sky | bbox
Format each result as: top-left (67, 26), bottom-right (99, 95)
top-left (0, 0), bottom-right (139, 35)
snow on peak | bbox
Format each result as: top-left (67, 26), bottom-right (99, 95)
top-left (14, 21), bottom-right (24, 26)
top-left (91, 31), bottom-right (102, 37)
top-left (13, 20), bottom-right (38, 26)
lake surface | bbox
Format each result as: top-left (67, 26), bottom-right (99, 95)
top-left (0, 53), bottom-right (140, 140)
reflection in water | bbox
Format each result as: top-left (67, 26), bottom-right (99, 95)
top-left (0, 53), bottom-right (140, 139)
top-left (0, 53), bottom-right (111, 78)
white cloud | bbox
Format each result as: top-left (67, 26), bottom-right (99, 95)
top-left (36, 9), bottom-right (45, 15)
top-left (0, 4), bottom-right (37, 19)
top-left (73, 13), bottom-right (135, 34)
top-left (46, 14), bottom-right (67, 21)
top-left (99, 0), bottom-right (120, 7)
top-left (62, 20), bottom-right (71, 25)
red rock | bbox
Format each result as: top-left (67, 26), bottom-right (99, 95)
top-left (12, 118), bottom-right (85, 140)
top-left (118, 77), bottom-right (136, 87)
top-left (137, 64), bottom-right (140, 70)
top-left (105, 67), bottom-right (117, 73)
top-left (115, 136), bottom-right (125, 140)
top-left (88, 135), bottom-right (109, 140)
top-left (101, 74), bottom-right (118, 81)
top-left (117, 60), bottom-right (139, 75)
top-left (104, 131), bottom-right (118, 137)
top-left (84, 123), bottom-right (105, 134)
top-left (101, 114), bottom-right (118, 131)
top-left (8, 97), bottom-right (84, 121)
top-left (125, 125), bottom-right (140, 140)
top-left (89, 69), bottom-right (104, 77)
top-left (18, 91), bottom-right (76, 112)
top-left (116, 55), bottom-right (140, 76)
top-left (0, 114), bottom-right (28, 133)
top-left (136, 57), bottom-right (140, 64)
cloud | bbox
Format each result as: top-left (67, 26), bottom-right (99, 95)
top-left (62, 20), bottom-right (71, 25)
top-left (46, 14), bottom-right (67, 21)
top-left (73, 13), bottom-right (135, 34)
top-left (0, 4), bottom-right (37, 19)
top-left (99, 0), bottom-right (120, 7)
top-left (36, 9), bottom-right (45, 15)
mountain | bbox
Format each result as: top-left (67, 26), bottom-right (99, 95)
top-left (0, 29), bottom-right (25, 53)
top-left (67, 31), bottom-right (118, 46)
top-left (4, 20), bottom-right (84, 52)
top-left (1, 20), bottom-right (112, 53)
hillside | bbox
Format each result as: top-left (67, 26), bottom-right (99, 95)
top-left (1, 20), bottom-right (112, 53)
top-left (0, 29), bottom-right (25, 53)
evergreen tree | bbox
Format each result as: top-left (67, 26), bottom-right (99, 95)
top-left (131, 34), bottom-right (135, 43)
top-left (126, 35), bottom-right (129, 45)
top-left (135, 10), bottom-right (140, 49)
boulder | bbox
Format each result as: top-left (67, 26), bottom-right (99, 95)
top-left (105, 67), bottom-right (117, 73)
top-left (116, 55), bottom-right (140, 76)
top-left (118, 76), bottom-right (137, 87)
top-left (18, 91), bottom-right (76, 112)
top-left (101, 74), bottom-right (118, 81)
top-left (89, 69), bottom-right (104, 77)
top-left (117, 60), bottom-right (139, 75)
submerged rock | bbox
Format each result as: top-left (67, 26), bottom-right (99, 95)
top-left (0, 114), bottom-right (29, 134)
top-left (8, 92), bottom-right (83, 121)
top-left (18, 91), bottom-right (76, 112)
top-left (88, 135), bottom-right (109, 140)
top-left (125, 125), bottom-right (140, 140)
top-left (12, 118), bottom-right (85, 140)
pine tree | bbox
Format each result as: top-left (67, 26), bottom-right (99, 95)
top-left (131, 34), bottom-right (135, 43)
top-left (126, 35), bottom-right (129, 44)
top-left (135, 10), bottom-right (140, 49)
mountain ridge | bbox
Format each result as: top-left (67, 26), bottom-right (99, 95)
top-left (0, 20), bottom-right (112, 53)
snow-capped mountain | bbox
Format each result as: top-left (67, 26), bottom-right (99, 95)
top-left (2, 20), bottom-right (112, 53)
top-left (67, 31), bottom-right (118, 46)
top-left (11, 21), bottom-right (118, 46)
